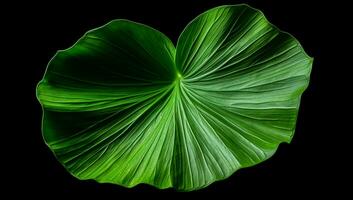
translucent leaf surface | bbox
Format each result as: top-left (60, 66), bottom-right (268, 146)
top-left (37, 4), bottom-right (312, 191)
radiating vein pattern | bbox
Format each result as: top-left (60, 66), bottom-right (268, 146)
top-left (37, 5), bottom-right (312, 191)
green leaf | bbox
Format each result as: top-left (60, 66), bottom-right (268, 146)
top-left (37, 4), bottom-right (313, 191)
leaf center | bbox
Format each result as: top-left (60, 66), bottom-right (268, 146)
top-left (176, 72), bottom-right (183, 80)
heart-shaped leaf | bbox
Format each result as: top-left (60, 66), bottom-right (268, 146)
top-left (37, 4), bottom-right (312, 191)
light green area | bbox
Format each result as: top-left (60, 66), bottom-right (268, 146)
top-left (37, 4), bottom-right (312, 191)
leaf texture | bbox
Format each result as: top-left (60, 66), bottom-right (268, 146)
top-left (37, 4), bottom-right (313, 191)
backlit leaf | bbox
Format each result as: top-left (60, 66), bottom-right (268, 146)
top-left (37, 4), bottom-right (313, 191)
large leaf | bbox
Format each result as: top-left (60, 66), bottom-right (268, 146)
top-left (37, 4), bottom-right (313, 191)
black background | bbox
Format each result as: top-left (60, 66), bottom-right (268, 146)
top-left (6, 0), bottom-right (348, 197)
